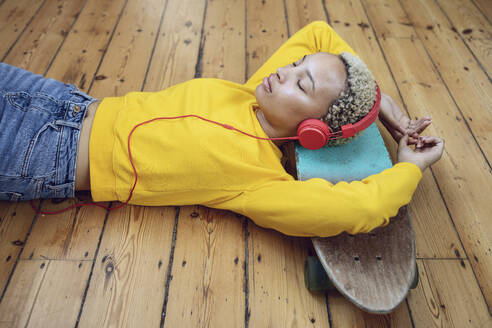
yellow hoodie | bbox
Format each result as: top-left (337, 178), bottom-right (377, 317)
top-left (89, 21), bottom-right (422, 237)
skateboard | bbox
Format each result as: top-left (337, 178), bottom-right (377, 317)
top-left (293, 123), bottom-right (419, 314)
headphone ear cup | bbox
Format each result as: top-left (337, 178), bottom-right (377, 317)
top-left (297, 119), bottom-right (332, 150)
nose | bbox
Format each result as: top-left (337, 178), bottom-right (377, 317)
top-left (276, 66), bottom-right (288, 83)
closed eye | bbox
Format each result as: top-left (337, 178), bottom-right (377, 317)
top-left (297, 80), bottom-right (305, 92)
top-left (292, 55), bottom-right (306, 67)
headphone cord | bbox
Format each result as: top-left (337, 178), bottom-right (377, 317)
top-left (30, 114), bottom-right (300, 215)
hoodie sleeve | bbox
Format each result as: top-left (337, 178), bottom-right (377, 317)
top-left (236, 162), bottom-right (422, 237)
top-left (244, 21), bottom-right (355, 89)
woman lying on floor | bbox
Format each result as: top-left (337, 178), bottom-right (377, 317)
top-left (0, 21), bottom-right (443, 237)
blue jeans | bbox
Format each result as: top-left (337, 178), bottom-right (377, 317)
top-left (0, 63), bottom-right (97, 201)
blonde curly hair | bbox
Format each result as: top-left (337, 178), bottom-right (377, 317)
top-left (321, 52), bottom-right (377, 146)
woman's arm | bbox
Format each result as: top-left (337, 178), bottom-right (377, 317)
top-left (212, 131), bottom-right (443, 237)
top-left (379, 93), bottom-right (432, 144)
top-left (244, 21), bottom-right (356, 89)
top-left (238, 162), bottom-right (422, 237)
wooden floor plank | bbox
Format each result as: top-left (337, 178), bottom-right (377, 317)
top-left (408, 259), bottom-right (492, 327)
top-left (87, 0), bottom-right (168, 98)
top-left (400, 0), bottom-right (492, 166)
top-left (143, 0), bottom-right (205, 92)
top-left (26, 260), bottom-right (91, 327)
top-left (77, 206), bottom-right (176, 327)
top-left (44, 0), bottom-right (128, 92)
top-left (165, 207), bottom-right (245, 327)
top-left (284, 0), bottom-right (326, 35)
top-left (0, 202), bottom-right (35, 296)
top-left (436, 0), bottom-right (492, 78)
top-left (0, 260), bottom-right (90, 327)
top-left (324, 0), bottom-right (464, 260)
top-left (362, 0), bottom-right (492, 312)
top-left (163, 1), bottom-right (246, 326)
top-left (21, 200), bottom-right (107, 260)
top-left (245, 0), bottom-right (287, 78)
top-left (200, 0), bottom-right (245, 83)
top-left (248, 227), bottom-right (329, 327)
top-left (0, 0), bottom-right (44, 59)
top-left (0, 260), bottom-right (49, 327)
top-left (3, 0), bottom-right (86, 74)
top-left (472, 0), bottom-right (492, 23)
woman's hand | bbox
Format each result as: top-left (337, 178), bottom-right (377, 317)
top-left (397, 134), bottom-right (444, 172)
top-left (379, 93), bottom-right (432, 144)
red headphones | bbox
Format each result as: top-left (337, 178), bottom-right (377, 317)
top-left (293, 84), bottom-right (381, 149)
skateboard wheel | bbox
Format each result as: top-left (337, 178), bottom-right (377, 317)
top-left (304, 256), bottom-right (336, 292)
top-left (410, 264), bottom-right (419, 289)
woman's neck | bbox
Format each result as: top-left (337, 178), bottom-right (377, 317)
top-left (255, 108), bottom-right (289, 147)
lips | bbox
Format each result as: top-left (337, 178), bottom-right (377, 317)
top-left (263, 76), bottom-right (271, 93)
top-left (263, 73), bottom-right (275, 93)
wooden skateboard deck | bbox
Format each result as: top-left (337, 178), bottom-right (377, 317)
top-left (294, 123), bottom-right (417, 314)
top-left (312, 206), bottom-right (416, 313)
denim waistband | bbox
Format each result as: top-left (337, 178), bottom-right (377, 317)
top-left (0, 62), bottom-right (97, 201)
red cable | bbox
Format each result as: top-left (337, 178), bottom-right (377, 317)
top-left (29, 114), bottom-right (302, 215)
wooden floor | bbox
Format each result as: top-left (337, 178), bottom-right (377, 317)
top-left (0, 0), bottom-right (491, 327)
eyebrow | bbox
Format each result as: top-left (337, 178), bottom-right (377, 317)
top-left (302, 56), bottom-right (315, 92)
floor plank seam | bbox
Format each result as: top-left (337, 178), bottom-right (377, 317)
top-left (60, 207), bottom-right (81, 259)
top-left (74, 202), bottom-right (112, 328)
top-left (433, 0), bottom-right (492, 83)
top-left (282, 0), bottom-right (290, 39)
top-left (470, 0), bottom-right (492, 26)
top-left (86, 0), bottom-right (130, 93)
top-left (0, 201), bottom-right (42, 304)
top-left (193, 0), bottom-right (209, 79)
top-left (159, 206), bottom-right (180, 328)
top-left (321, 0), bottom-right (332, 25)
top-left (398, 0), bottom-right (491, 170)
top-left (356, 0), bottom-right (412, 124)
top-left (18, 258), bottom-right (94, 262)
top-left (417, 257), bottom-right (468, 260)
top-left (243, 218), bottom-right (250, 328)
top-left (243, 0), bottom-right (248, 83)
top-left (321, 5), bottom-right (333, 326)
top-left (405, 298), bottom-right (417, 328)
top-left (324, 292), bottom-right (334, 328)
top-left (24, 260), bottom-right (51, 327)
top-left (43, 0), bottom-right (90, 76)
top-left (140, 0), bottom-right (169, 92)
top-left (0, 0), bottom-right (47, 62)
top-left (243, 4), bottom-right (250, 325)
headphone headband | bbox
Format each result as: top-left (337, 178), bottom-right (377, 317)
top-left (341, 84), bottom-right (381, 138)
top-left (297, 83), bottom-right (381, 149)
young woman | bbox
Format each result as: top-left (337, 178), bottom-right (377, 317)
top-left (0, 21), bottom-right (442, 237)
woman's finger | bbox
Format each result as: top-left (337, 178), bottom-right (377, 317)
top-left (415, 118), bottom-right (432, 134)
top-left (420, 136), bottom-right (442, 146)
top-left (407, 136), bottom-right (418, 144)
